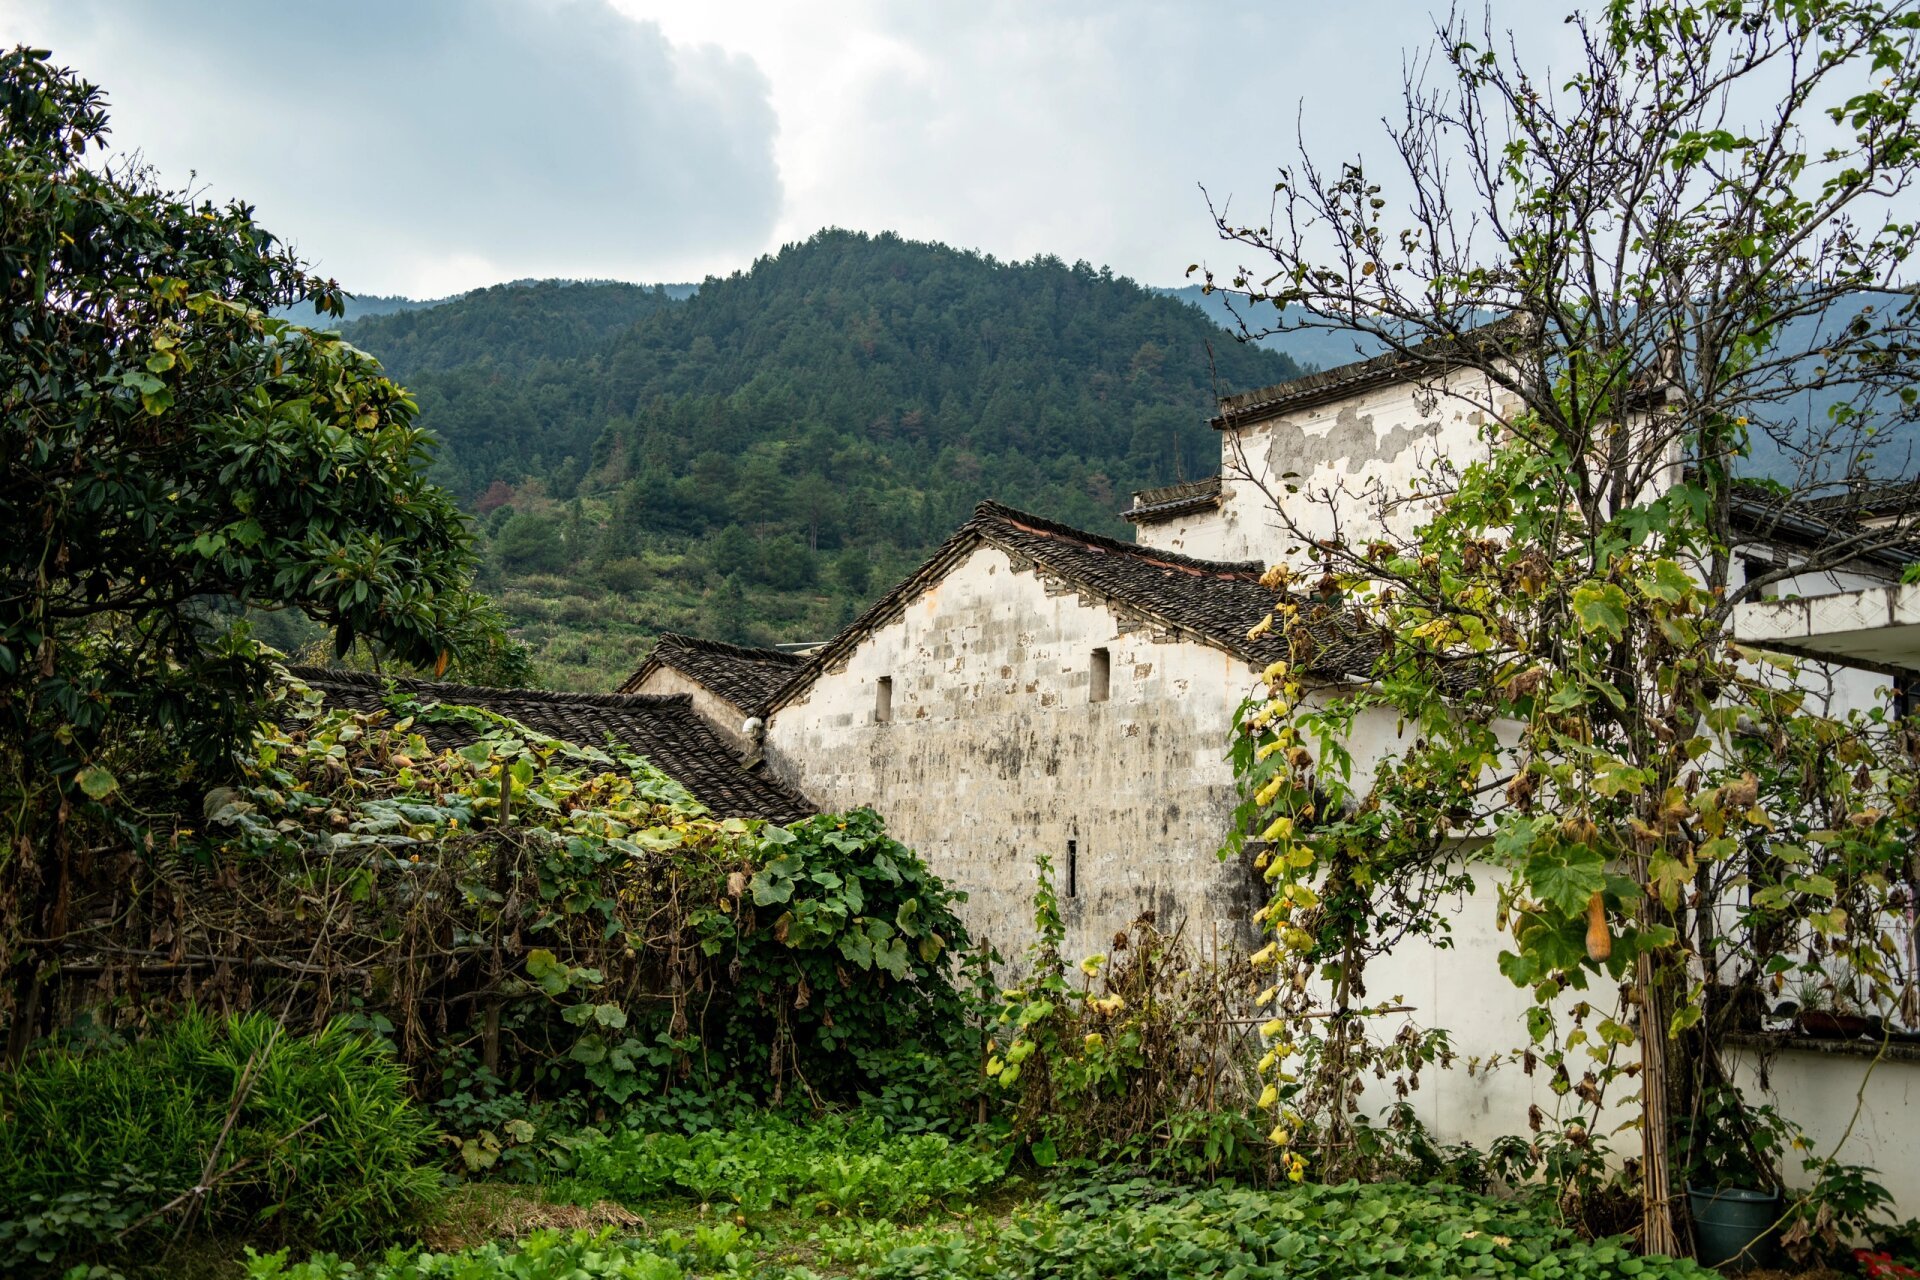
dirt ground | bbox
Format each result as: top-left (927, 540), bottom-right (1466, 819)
top-left (423, 1183), bottom-right (643, 1252)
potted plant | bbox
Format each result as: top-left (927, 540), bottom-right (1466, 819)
top-left (1797, 976), bottom-right (1873, 1040)
top-left (1685, 1085), bottom-right (1785, 1272)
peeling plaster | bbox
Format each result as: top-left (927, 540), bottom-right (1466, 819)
top-left (1271, 400), bottom-right (1442, 477)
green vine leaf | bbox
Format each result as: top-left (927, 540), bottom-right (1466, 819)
top-left (1571, 580), bottom-right (1630, 641)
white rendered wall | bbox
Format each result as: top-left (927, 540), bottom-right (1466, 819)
top-left (1132, 511), bottom-right (1235, 560)
top-left (762, 542), bottom-right (1266, 961)
top-left (1727, 1044), bottom-right (1920, 1214)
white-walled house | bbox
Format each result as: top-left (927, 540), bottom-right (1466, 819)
top-left (757, 501), bottom-right (1328, 960)
top-left (629, 336), bottom-right (1920, 1211)
top-left (616, 632), bottom-right (804, 753)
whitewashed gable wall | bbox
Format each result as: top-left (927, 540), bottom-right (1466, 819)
top-left (762, 541), bottom-right (1265, 960)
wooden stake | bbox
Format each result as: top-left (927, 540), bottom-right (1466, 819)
top-left (482, 758), bottom-right (514, 1076)
top-left (1639, 952), bottom-right (1679, 1256)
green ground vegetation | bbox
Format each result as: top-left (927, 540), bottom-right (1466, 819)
top-left (245, 1161), bottom-right (1729, 1280)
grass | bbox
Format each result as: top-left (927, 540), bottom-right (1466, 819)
top-left (0, 1012), bottom-right (442, 1273)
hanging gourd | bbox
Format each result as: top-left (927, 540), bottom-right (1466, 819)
top-left (1585, 891), bottom-right (1612, 962)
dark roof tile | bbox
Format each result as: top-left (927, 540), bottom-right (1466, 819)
top-left (1802, 477), bottom-right (1920, 522)
top-left (290, 666), bottom-right (814, 823)
top-left (1212, 319), bottom-right (1524, 428)
top-left (1122, 475), bottom-right (1223, 524)
top-left (616, 633), bottom-right (804, 712)
top-left (1726, 480), bottom-right (1920, 573)
top-left (767, 501), bottom-right (1378, 713)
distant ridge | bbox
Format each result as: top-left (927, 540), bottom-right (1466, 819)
top-left (276, 279), bottom-right (700, 328)
top-left (336, 229), bottom-right (1305, 534)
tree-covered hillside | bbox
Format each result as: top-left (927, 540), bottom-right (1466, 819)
top-left (338, 279), bottom-right (686, 381)
top-left (329, 230), bottom-right (1302, 688)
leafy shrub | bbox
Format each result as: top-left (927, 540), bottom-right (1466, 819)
top-left (596, 557), bottom-right (651, 594)
top-left (159, 693), bottom-right (988, 1133)
top-left (562, 1113), bottom-right (1008, 1218)
top-left (0, 1011), bottom-right (442, 1270)
top-left (986, 855), bottom-right (1282, 1182)
top-left (870, 1180), bottom-right (1721, 1280)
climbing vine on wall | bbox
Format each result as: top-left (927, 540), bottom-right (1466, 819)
top-left (1231, 426), bottom-right (1920, 1232)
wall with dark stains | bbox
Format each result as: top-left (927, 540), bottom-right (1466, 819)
top-left (1143, 370), bottom-right (1512, 565)
top-left (762, 541), bottom-right (1268, 961)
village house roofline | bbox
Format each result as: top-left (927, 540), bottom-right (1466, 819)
top-left (615, 632), bottom-right (806, 714)
top-left (1802, 475), bottom-right (1920, 523)
top-left (289, 665), bottom-right (814, 824)
top-left (763, 500), bottom-right (1381, 716)
top-left (1724, 478), bottom-right (1920, 575)
top-left (1121, 475), bottom-right (1223, 524)
top-left (1210, 317), bottom-right (1526, 430)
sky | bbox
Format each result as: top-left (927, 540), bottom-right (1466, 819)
top-left (0, 1), bottom-right (1579, 299)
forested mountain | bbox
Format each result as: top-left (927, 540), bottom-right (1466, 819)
top-left (337, 280), bottom-right (688, 380)
top-left (274, 291), bottom-right (443, 325)
top-left (326, 230), bottom-right (1302, 688)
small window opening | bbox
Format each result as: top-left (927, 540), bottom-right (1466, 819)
top-left (1089, 648), bottom-right (1111, 703)
top-left (1066, 839), bottom-right (1078, 898)
top-left (874, 676), bottom-right (893, 723)
top-left (1742, 557), bottom-right (1785, 600)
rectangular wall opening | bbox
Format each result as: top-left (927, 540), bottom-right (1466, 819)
top-left (1066, 839), bottom-right (1078, 898)
top-left (1089, 648), bottom-right (1110, 703)
top-left (875, 676), bottom-right (893, 723)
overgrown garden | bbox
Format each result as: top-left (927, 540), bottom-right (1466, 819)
top-left (10, 1), bottom-right (1920, 1277)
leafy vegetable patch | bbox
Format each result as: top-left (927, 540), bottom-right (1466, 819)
top-left (563, 1114), bottom-right (1010, 1219)
top-left (873, 1180), bottom-right (1720, 1280)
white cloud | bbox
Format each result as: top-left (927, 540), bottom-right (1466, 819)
top-left (2, 0), bottom-right (1581, 294)
top-left (0, 0), bottom-right (784, 295)
top-left (618, 1), bottom-right (1582, 287)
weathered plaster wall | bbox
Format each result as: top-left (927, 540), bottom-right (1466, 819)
top-left (627, 666), bottom-right (754, 753)
top-left (1213, 372), bottom-right (1513, 561)
top-left (1132, 511), bottom-right (1231, 560)
top-left (763, 542), bottom-right (1266, 960)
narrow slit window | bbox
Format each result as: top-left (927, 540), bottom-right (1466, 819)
top-left (1066, 839), bottom-right (1078, 898)
top-left (874, 676), bottom-right (893, 723)
top-left (1089, 648), bottom-right (1110, 703)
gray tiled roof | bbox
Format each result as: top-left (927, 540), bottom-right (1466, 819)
top-left (1802, 477), bottom-right (1920, 522)
top-left (1726, 481), bottom-right (1920, 573)
top-left (290, 666), bottom-right (814, 823)
top-left (616, 633), bottom-right (804, 713)
top-left (1122, 475), bottom-right (1223, 524)
top-left (1212, 319), bottom-right (1524, 428)
top-left (765, 501), bottom-right (1379, 713)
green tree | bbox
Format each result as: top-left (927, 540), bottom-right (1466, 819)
top-left (1214, 1), bottom-right (1920, 1254)
top-left (833, 547), bottom-right (874, 598)
top-left (709, 574), bottom-right (750, 644)
top-left (492, 512), bottom-right (570, 575)
top-left (0, 49), bottom-right (485, 1052)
